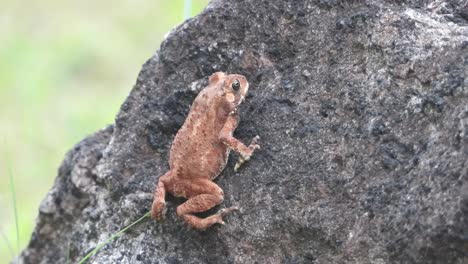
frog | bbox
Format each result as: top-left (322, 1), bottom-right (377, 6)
top-left (151, 72), bottom-right (260, 230)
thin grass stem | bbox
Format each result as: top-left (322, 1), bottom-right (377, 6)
top-left (0, 227), bottom-right (15, 258)
top-left (66, 238), bottom-right (71, 264)
top-left (77, 211), bottom-right (151, 264)
top-left (4, 144), bottom-right (20, 254)
top-left (7, 159), bottom-right (20, 254)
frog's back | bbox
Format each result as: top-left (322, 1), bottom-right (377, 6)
top-left (168, 88), bottom-right (232, 180)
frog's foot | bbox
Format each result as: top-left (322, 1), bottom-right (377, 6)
top-left (151, 200), bottom-right (167, 221)
top-left (151, 176), bottom-right (168, 221)
top-left (181, 206), bottom-right (239, 229)
top-left (234, 135), bottom-right (260, 171)
top-left (212, 206), bottom-right (239, 225)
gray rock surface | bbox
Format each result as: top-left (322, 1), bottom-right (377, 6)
top-left (16, 0), bottom-right (468, 263)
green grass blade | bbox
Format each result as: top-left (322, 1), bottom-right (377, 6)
top-left (0, 227), bottom-right (15, 258)
top-left (77, 211), bottom-right (151, 264)
top-left (66, 238), bottom-right (71, 264)
top-left (5, 148), bottom-right (20, 254)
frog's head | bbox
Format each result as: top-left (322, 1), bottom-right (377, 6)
top-left (209, 72), bottom-right (249, 115)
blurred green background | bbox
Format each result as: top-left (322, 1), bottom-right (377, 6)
top-left (0, 0), bottom-right (209, 261)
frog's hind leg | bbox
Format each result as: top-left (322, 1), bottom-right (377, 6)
top-left (151, 171), bottom-right (171, 221)
top-left (174, 179), bottom-right (238, 230)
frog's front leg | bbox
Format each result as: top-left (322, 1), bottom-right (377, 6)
top-left (219, 115), bottom-right (260, 169)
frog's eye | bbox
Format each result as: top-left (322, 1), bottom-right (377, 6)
top-left (232, 79), bottom-right (240, 91)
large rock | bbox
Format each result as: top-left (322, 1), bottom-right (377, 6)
top-left (17, 0), bottom-right (468, 263)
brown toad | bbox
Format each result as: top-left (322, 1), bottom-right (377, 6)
top-left (151, 72), bottom-right (260, 230)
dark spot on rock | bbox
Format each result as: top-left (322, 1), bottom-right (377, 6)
top-left (319, 102), bottom-right (336, 118)
top-left (370, 121), bottom-right (388, 136)
top-left (422, 96), bottom-right (444, 115)
top-left (294, 119), bottom-right (319, 138)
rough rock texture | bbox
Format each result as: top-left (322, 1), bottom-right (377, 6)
top-left (16, 0), bottom-right (468, 263)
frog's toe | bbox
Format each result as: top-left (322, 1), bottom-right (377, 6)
top-left (219, 206), bottom-right (239, 216)
top-left (151, 201), bottom-right (167, 221)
